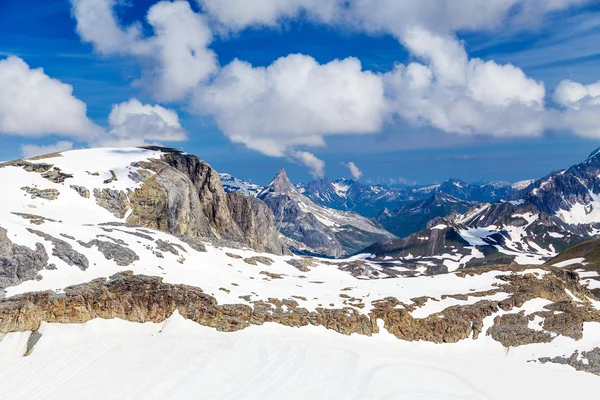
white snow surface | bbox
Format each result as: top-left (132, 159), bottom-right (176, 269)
top-left (553, 257), bottom-right (586, 267)
top-left (1, 314), bottom-right (599, 400)
top-left (3, 148), bottom-right (600, 398)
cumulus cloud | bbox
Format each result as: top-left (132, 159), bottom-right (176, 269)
top-left (66, 0), bottom-right (597, 176)
top-left (194, 54), bottom-right (385, 156)
top-left (551, 79), bottom-right (600, 138)
top-left (293, 151), bottom-right (325, 178)
top-left (71, 0), bottom-right (141, 53)
top-left (102, 98), bottom-right (187, 146)
top-left (71, 0), bottom-right (218, 101)
top-left (383, 28), bottom-right (546, 137)
top-left (0, 56), bottom-right (100, 137)
top-left (344, 161), bottom-right (363, 180)
top-left (20, 141), bottom-right (75, 158)
top-left (553, 79), bottom-right (600, 109)
top-left (197, 0), bottom-right (341, 31)
top-left (197, 0), bottom-right (593, 35)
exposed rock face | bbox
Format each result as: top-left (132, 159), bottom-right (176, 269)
top-left (1, 266), bottom-right (597, 350)
top-left (78, 239), bottom-right (139, 266)
top-left (126, 149), bottom-right (287, 255)
top-left (258, 169), bottom-right (394, 257)
top-left (70, 185), bottom-right (90, 198)
top-left (41, 167), bottom-right (72, 183)
top-left (0, 160), bottom-right (52, 173)
top-left (11, 213), bottom-right (58, 225)
top-left (21, 187), bottom-right (59, 201)
top-left (540, 348), bottom-right (600, 376)
top-left (160, 151), bottom-right (244, 242)
top-left (226, 192), bottom-right (289, 255)
top-left (0, 227), bottom-right (48, 290)
top-left (27, 229), bottom-right (88, 271)
top-left (487, 313), bottom-right (553, 347)
top-left (94, 188), bottom-right (129, 218)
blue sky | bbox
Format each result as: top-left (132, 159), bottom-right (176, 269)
top-left (1, 1), bottom-right (600, 186)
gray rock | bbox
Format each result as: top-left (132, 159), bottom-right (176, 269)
top-left (285, 258), bottom-right (317, 272)
top-left (78, 239), bottom-right (139, 266)
top-left (156, 239), bottom-right (179, 255)
top-left (70, 185), bottom-right (90, 198)
top-left (27, 229), bottom-right (89, 271)
top-left (41, 167), bottom-right (72, 183)
top-left (21, 187), bottom-right (60, 201)
top-left (177, 235), bottom-right (207, 252)
top-left (94, 188), bottom-right (129, 218)
top-left (227, 192), bottom-right (290, 256)
top-left (126, 150), bottom-right (287, 255)
top-left (243, 256), bottom-right (274, 266)
top-left (0, 227), bottom-right (49, 289)
top-left (103, 170), bottom-right (118, 184)
top-left (0, 160), bottom-right (52, 173)
top-left (540, 348), bottom-right (600, 376)
top-left (11, 213), bottom-right (58, 225)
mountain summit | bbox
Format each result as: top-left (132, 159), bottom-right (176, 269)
top-left (261, 168), bottom-right (296, 195)
top-left (258, 169), bottom-right (394, 257)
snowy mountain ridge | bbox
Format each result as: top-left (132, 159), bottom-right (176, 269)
top-left (1, 146), bottom-right (600, 397)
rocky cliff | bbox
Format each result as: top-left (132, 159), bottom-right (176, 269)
top-left (2, 266), bottom-right (598, 351)
top-left (258, 169), bottom-right (395, 257)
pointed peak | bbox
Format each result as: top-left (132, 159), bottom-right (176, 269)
top-left (262, 168), bottom-right (296, 195)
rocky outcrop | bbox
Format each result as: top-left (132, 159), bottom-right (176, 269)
top-left (0, 227), bottom-right (48, 290)
top-left (94, 188), bottom-right (129, 218)
top-left (70, 185), bottom-right (90, 198)
top-left (21, 187), bottom-right (59, 201)
top-left (78, 239), bottom-right (139, 266)
top-left (41, 167), bottom-right (72, 183)
top-left (27, 229), bottom-right (88, 271)
top-left (226, 192), bottom-right (289, 255)
top-left (126, 148), bottom-right (287, 255)
top-left (1, 266), bottom-right (598, 349)
top-left (540, 348), bottom-right (600, 376)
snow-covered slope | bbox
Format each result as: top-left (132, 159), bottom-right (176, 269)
top-left (2, 315), bottom-right (600, 400)
top-left (2, 147), bottom-right (600, 396)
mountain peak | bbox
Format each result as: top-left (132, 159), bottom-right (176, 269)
top-left (263, 168), bottom-right (296, 194)
top-left (586, 147), bottom-right (600, 162)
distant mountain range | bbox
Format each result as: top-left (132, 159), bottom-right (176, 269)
top-left (220, 172), bottom-right (535, 241)
top-left (361, 147), bottom-right (600, 271)
top-left (221, 174), bottom-right (533, 216)
top-left (375, 192), bottom-right (476, 238)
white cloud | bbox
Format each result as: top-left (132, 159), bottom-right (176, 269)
top-left (294, 151), bottom-right (325, 178)
top-left (553, 79), bottom-right (600, 109)
top-left (0, 56), bottom-right (100, 137)
top-left (197, 0), bottom-right (593, 35)
top-left (383, 28), bottom-right (546, 137)
top-left (102, 98), bottom-right (187, 146)
top-left (71, 0), bottom-right (141, 54)
top-left (551, 79), bottom-right (600, 138)
top-left (71, 0), bottom-right (218, 101)
top-left (197, 0), bottom-right (341, 31)
top-left (194, 54), bottom-right (385, 157)
top-left (344, 161), bottom-right (363, 180)
top-left (20, 141), bottom-right (74, 158)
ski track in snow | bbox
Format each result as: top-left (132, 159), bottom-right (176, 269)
top-left (1, 314), bottom-right (600, 400)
